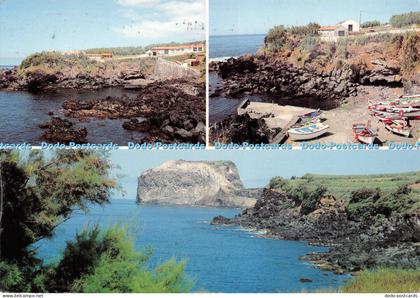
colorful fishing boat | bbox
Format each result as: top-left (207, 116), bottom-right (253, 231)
top-left (352, 123), bottom-right (378, 144)
top-left (385, 121), bottom-right (411, 137)
top-left (288, 122), bottom-right (329, 141)
top-left (372, 111), bottom-right (408, 123)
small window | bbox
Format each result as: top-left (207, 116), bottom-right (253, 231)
top-left (348, 24), bottom-right (353, 32)
top-left (164, 49), bottom-right (169, 54)
top-left (338, 30), bottom-right (345, 36)
top-left (198, 47), bottom-right (203, 51)
top-left (193, 47), bottom-right (197, 52)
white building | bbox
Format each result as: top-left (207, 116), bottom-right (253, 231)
top-left (146, 43), bottom-right (205, 57)
top-left (319, 25), bottom-right (348, 37)
top-left (338, 19), bottom-right (360, 33)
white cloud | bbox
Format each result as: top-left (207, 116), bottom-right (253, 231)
top-left (113, 0), bottom-right (206, 40)
top-left (117, 0), bottom-right (160, 7)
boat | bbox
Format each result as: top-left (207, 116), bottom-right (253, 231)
top-left (352, 123), bottom-right (378, 144)
top-left (373, 111), bottom-right (408, 123)
top-left (288, 122), bottom-right (329, 141)
top-left (371, 107), bottom-right (420, 120)
top-left (385, 121), bottom-right (411, 137)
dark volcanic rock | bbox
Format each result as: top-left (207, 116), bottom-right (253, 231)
top-left (210, 113), bottom-right (281, 144)
top-left (61, 79), bottom-right (206, 144)
top-left (39, 117), bottom-right (88, 144)
top-left (219, 55), bottom-right (257, 79)
top-left (212, 188), bottom-right (420, 274)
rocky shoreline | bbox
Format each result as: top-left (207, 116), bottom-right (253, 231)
top-left (209, 54), bottom-right (420, 144)
top-left (1, 64), bottom-right (205, 144)
top-left (211, 188), bottom-right (420, 275)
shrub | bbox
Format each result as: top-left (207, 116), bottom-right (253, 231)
top-left (347, 185), bottom-right (418, 221)
top-left (37, 226), bottom-right (193, 293)
top-left (401, 32), bottom-right (419, 72)
top-left (268, 176), bottom-right (288, 190)
top-left (361, 20), bottom-right (381, 28)
top-left (300, 185), bottom-right (328, 215)
top-left (20, 51), bottom-right (65, 69)
top-left (341, 268), bottom-right (420, 293)
top-left (300, 35), bottom-right (320, 52)
top-left (289, 22), bottom-right (320, 36)
top-left (266, 25), bottom-right (288, 52)
top-left (390, 11), bottom-right (420, 28)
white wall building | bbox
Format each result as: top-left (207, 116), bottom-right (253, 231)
top-left (338, 20), bottom-right (360, 33)
top-left (147, 43), bottom-right (205, 57)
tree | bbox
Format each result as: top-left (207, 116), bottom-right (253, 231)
top-left (0, 150), bottom-right (192, 293)
top-left (0, 150), bottom-right (116, 270)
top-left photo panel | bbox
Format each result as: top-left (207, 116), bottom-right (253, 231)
top-left (0, 0), bottom-right (206, 146)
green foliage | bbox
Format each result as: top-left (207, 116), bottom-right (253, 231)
top-left (390, 11), bottom-right (420, 28)
top-left (361, 20), bottom-right (382, 28)
top-left (268, 176), bottom-right (328, 215)
top-left (266, 25), bottom-right (288, 52)
top-left (85, 47), bottom-right (146, 56)
top-left (63, 226), bottom-right (193, 293)
top-left (401, 31), bottom-right (419, 73)
top-left (347, 185), bottom-right (418, 222)
top-left (283, 171), bottom-right (420, 201)
top-left (0, 261), bottom-right (26, 292)
top-left (341, 268), bottom-right (420, 293)
top-left (289, 22), bottom-right (320, 36)
top-left (300, 36), bottom-right (320, 52)
top-left (20, 51), bottom-right (66, 69)
top-left (0, 150), bottom-right (116, 264)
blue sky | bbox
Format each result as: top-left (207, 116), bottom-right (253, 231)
top-left (210, 0), bottom-right (420, 36)
top-left (0, 0), bottom-right (205, 65)
top-left (110, 150), bottom-right (420, 198)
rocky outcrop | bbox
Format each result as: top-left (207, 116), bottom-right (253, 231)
top-left (210, 113), bottom-right (281, 144)
top-left (0, 57), bottom-right (199, 92)
top-left (212, 188), bottom-right (420, 274)
top-left (137, 160), bottom-right (259, 208)
top-left (62, 79), bottom-right (206, 144)
top-left (39, 117), bottom-right (88, 144)
top-left (213, 55), bottom-right (407, 102)
top-left (154, 58), bottom-right (200, 80)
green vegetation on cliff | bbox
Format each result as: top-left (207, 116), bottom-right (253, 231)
top-left (341, 268), bottom-right (420, 293)
top-left (269, 171), bottom-right (420, 220)
top-left (264, 20), bottom-right (420, 76)
top-left (270, 172), bottom-right (420, 200)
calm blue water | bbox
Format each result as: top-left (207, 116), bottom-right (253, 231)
top-left (0, 88), bottom-right (143, 144)
top-left (210, 34), bottom-right (265, 59)
top-left (36, 199), bottom-right (350, 293)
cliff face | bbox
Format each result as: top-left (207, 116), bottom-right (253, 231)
top-left (137, 160), bottom-right (258, 208)
top-left (212, 188), bottom-right (420, 273)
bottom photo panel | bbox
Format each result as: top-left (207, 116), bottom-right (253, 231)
top-left (0, 149), bottom-right (419, 294)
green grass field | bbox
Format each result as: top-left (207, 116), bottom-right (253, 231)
top-left (340, 268), bottom-right (420, 293)
top-left (282, 172), bottom-right (420, 201)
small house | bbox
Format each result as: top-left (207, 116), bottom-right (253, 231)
top-left (338, 19), bottom-right (360, 33)
top-left (319, 25), bottom-right (348, 37)
top-left (147, 43), bottom-right (205, 57)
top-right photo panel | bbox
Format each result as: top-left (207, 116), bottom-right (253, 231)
top-left (209, 0), bottom-right (420, 147)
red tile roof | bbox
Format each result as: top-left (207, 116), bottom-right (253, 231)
top-left (319, 26), bottom-right (337, 31)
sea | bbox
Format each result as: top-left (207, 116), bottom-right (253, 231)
top-left (0, 87), bottom-right (145, 144)
top-left (209, 34), bottom-right (265, 60)
top-left (208, 34), bottom-right (338, 124)
top-left (36, 199), bottom-right (351, 293)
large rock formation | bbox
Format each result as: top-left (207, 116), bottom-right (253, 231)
top-left (137, 160), bottom-right (259, 207)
